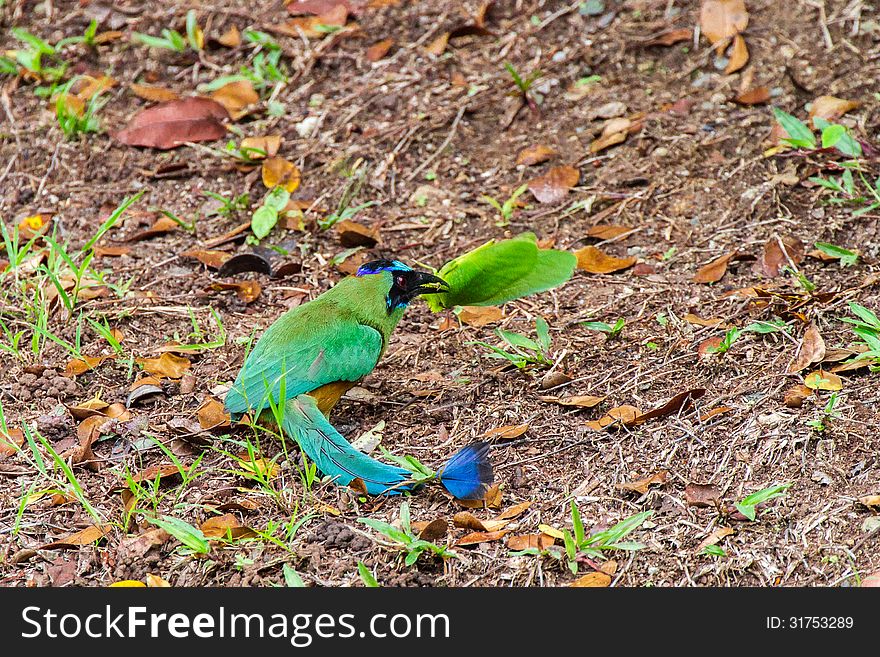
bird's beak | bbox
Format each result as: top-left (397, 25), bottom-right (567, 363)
top-left (407, 271), bottom-right (449, 296)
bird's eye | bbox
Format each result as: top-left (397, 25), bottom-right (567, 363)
top-left (395, 275), bottom-right (405, 288)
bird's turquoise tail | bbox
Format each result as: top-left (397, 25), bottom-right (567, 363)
top-left (280, 394), bottom-right (413, 495)
top-left (280, 394), bottom-right (495, 498)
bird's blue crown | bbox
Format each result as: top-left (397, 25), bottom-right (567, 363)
top-left (356, 259), bottom-right (412, 276)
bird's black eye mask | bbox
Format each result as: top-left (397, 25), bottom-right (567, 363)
top-left (356, 259), bottom-right (448, 313)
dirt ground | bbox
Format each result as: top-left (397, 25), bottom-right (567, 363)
top-left (1, 0), bottom-right (880, 588)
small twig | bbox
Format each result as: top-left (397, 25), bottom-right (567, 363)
top-left (405, 105), bottom-right (466, 181)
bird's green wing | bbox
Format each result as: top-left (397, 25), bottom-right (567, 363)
top-left (426, 232), bottom-right (538, 310)
top-left (225, 310), bottom-right (383, 415)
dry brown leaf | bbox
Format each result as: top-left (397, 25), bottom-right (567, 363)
top-left (336, 220), bottom-right (378, 247)
top-left (137, 352), bottom-right (191, 379)
top-left (700, 0), bottom-right (749, 52)
top-left (693, 251), bottom-right (736, 283)
top-left (458, 306), bottom-right (503, 327)
top-left (0, 427), bottom-right (24, 458)
top-left (809, 96), bottom-right (860, 127)
top-left (586, 224), bottom-right (634, 240)
top-left (617, 470), bottom-right (669, 494)
top-left (631, 388), bottom-right (705, 426)
top-left (280, 5), bottom-right (349, 38)
top-left (516, 144), bottom-right (557, 167)
top-left (129, 83), bottom-right (180, 103)
top-left (366, 38), bottom-right (394, 62)
top-left (570, 572), bottom-right (612, 587)
top-left (507, 534), bottom-right (555, 551)
top-left (211, 80), bottom-right (259, 119)
top-left (240, 135), bottom-right (281, 159)
top-left (734, 86), bottom-right (770, 105)
top-left (180, 249), bottom-right (233, 270)
top-left (538, 395), bottom-right (605, 408)
top-left (783, 384), bottom-right (813, 408)
top-left (803, 369), bottom-right (843, 391)
top-left (123, 215), bottom-right (179, 242)
top-left (240, 457), bottom-right (280, 479)
top-left (528, 165), bottom-right (580, 204)
top-left (413, 518), bottom-right (448, 541)
top-left (857, 495), bottom-right (880, 509)
top-left (589, 117), bottom-right (630, 153)
top-left (647, 27), bottom-right (692, 46)
top-left (64, 355), bottom-right (107, 376)
top-left (496, 501), bottom-right (532, 521)
top-left (453, 511), bottom-right (487, 531)
top-left (41, 524), bottom-right (112, 549)
top-left (684, 313), bottom-right (731, 329)
top-left (458, 483), bottom-right (502, 509)
top-left (197, 397), bottom-right (231, 429)
top-left (262, 156), bottom-right (301, 192)
top-left (217, 25), bottom-right (241, 48)
top-left (209, 281), bottom-right (262, 304)
top-left (862, 572), bottom-right (880, 587)
top-left (695, 527), bottom-right (734, 553)
top-left (200, 513), bottom-right (258, 539)
top-left (575, 245), bottom-right (636, 274)
top-left (699, 406), bottom-right (733, 421)
top-left (789, 324), bottom-right (826, 373)
top-left (698, 336), bottom-right (723, 358)
top-left (94, 245), bottom-right (132, 257)
top-left (585, 405), bottom-right (641, 431)
top-left (685, 483), bottom-right (722, 508)
top-left (455, 530), bottom-right (508, 546)
top-left (482, 424), bottom-right (528, 440)
top-left (287, 0), bottom-right (352, 15)
top-left (131, 464), bottom-right (181, 484)
top-left (425, 32), bottom-right (450, 55)
top-left (724, 34), bottom-right (749, 74)
top-left (146, 573), bottom-right (172, 587)
top-left (116, 97), bottom-right (229, 149)
top-left (760, 235), bottom-right (804, 277)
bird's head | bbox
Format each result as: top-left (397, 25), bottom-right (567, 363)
top-left (356, 259), bottom-right (449, 312)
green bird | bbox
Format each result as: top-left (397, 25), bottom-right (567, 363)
top-left (224, 259), bottom-right (494, 498)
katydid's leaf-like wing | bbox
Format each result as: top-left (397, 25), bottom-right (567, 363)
top-left (426, 233), bottom-right (538, 310)
top-left (472, 248), bottom-right (575, 306)
top-left (426, 233), bottom-right (575, 310)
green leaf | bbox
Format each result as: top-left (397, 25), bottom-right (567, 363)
top-left (736, 483), bottom-right (791, 521)
top-left (585, 511), bottom-right (653, 548)
top-left (283, 563), bottom-right (306, 587)
top-left (702, 545), bottom-right (726, 557)
top-left (571, 500), bottom-right (585, 545)
top-left (743, 320), bottom-right (788, 334)
top-left (264, 187), bottom-right (291, 212)
top-left (12, 28), bottom-right (55, 54)
top-left (820, 124), bottom-right (845, 149)
top-left (734, 503), bottom-right (757, 521)
top-left (146, 515), bottom-right (210, 554)
top-left (357, 561), bottom-right (380, 587)
top-left (535, 317), bottom-right (550, 353)
top-left (581, 321), bottom-right (612, 333)
top-left (814, 242), bottom-right (858, 266)
top-left (357, 518), bottom-right (411, 545)
top-left (250, 204), bottom-right (278, 240)
top-left (772, 107), bottom-right (816, 149)
top-left (497, 329), bottom-right (541, 352)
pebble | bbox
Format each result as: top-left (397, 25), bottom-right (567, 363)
top-left (592, 101), bottom-right (626, 119)
top-left (652, 147), bottom-right (669, 158)
top-left (294, 116), bottom-right (319, 138)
